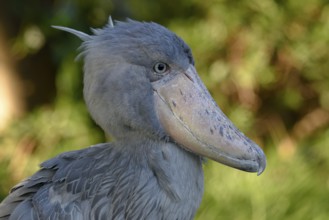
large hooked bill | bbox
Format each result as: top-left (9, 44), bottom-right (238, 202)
top-left (152, 65), bottom-right (266, 175)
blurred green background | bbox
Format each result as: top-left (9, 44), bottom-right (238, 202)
top-left (0, 0), bottom-right (329, 219)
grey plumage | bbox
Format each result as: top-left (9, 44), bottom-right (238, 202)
top-left (0, 141), bottom-right (202, 220)
top-left (0, 18), bottom-right (266, 220)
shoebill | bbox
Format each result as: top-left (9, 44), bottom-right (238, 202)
top-left (0, 18), bottom-right (266, 220)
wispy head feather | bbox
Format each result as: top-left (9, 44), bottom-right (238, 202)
top-left (52, 26), bottom-right (92, 41)
top-left (108, 16), bottom-right (114, 27)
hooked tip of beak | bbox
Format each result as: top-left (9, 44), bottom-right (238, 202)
top-left (257, 149), bottom-right (267, 176)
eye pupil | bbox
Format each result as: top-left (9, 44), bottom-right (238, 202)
top-left (157, 64), bottom-right (164, 71)
top-left (154, 62), bottom-right (168, 74)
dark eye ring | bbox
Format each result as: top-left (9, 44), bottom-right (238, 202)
top-left (153, 62), bottom-right (168, 74)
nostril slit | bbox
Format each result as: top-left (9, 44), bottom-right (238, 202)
top-left (183, 72), bottom-right (194, 82)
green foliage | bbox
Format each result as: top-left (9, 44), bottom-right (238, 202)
top-left (1, 0), bottom-right (329, 219)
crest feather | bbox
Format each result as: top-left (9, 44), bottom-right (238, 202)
top-left (52, 26), bottom-right (91, 41)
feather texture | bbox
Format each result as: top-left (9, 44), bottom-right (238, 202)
top-left (0, 141), bottom-right (203, 220)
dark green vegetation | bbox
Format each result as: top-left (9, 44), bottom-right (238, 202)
top-left (0, 0), bottom-right (328, 219)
